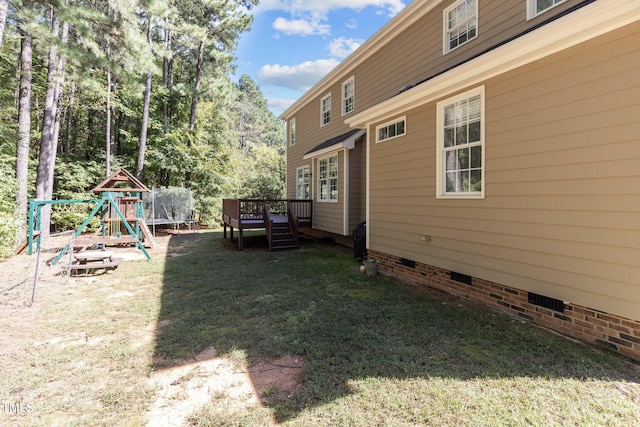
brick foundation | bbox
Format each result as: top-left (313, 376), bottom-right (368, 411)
top-left (369, 249), bottom-right (640, 361)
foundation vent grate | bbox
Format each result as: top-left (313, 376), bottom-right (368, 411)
top-left (397, 258), bottom-right (416, 269)
top-left (450, 271), bottom-right (472, 285)
top-left (528, 292), bottom-right (564, 313)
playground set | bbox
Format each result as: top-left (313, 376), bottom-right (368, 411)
top-left (28, 168), bottom-right (157, 273)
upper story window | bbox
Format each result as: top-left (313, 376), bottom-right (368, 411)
top-left (436, 86), bottom-right (484, 198)
top-left (444, 0), bottom-right (478, 54)
top-left (342, 76), bottom-right (355, 116)
top-left (527, 0), bottom-right (567, 20)
top-left (376, 116), bottom-right (406, 143)
top-left (318, 154), bottom-right (338, 202)
top-left (289, 118), bottom-right (296, 146)
top-left (321, 93), bottom-right (332, 126)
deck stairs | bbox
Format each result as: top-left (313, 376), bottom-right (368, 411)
top-left (263, 202), bottom-right (300, 251)
top-left (269, 219), bottom-right (299, 251)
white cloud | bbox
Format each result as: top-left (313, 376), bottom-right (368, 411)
top-left (328, 37), bottom-right (363, 58)
top-left (258, 59), bottom-right (341, 91)
top-left (272, 17), bottom-right (331, 36)
top-left (267, 97), bottom-right (296, 114)
top-left (257, 0), bottom-right (406, 17)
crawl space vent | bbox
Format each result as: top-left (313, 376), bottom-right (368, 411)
top-left (397, 258), bottom-right (416, 269)
top-left (450, 271), bottom-right (472, 285)
top-left (528, 292), bottom-right (564, 313)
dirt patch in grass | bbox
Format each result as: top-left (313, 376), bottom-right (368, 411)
top-left (146, 345), bottom-right (304, 426)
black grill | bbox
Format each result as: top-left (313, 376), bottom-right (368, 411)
top-left (528, 292), bottom-right (564, 313)
top-left (450, 271), bottom-right (472, 285)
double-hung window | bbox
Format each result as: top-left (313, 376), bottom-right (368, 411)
top-left (527, 0), bottom-right (567, 19)
top-left (321, 93), bottom-right (332, 126)
top-left (289, 118), bottom-right (296, 146)
top-left (342, 76), bottom-right (355, 116)
top-left (444, 0), bottom-right (478, 54)
top-left (436, 86), bottom-right (484, 198)
top-left (296, 166), bottom-right (310, 199)
top-left (318, 155), bottom-right (338, 202)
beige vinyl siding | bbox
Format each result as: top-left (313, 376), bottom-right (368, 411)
top-left (285, 0), bottom-right (587, 209)
top-left (368, 22), bottom-right (640, 321)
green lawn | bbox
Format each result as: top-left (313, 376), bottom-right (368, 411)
top-left (1, 230), bottom-right (638, 426)
top-left (154, 231), bottom-right (639, 426)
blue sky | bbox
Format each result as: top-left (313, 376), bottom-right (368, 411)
top-left (233, 0), bottom-right (411, 116)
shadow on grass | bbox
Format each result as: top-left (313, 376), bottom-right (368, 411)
top-left (153, 230), bottom-right (638, 422)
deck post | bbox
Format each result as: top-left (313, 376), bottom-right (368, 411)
top-left (238, 229), bottom-right (243, 250)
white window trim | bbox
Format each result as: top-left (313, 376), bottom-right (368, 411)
top-left (375, 116), bottom-right (407, 143)
top-left (320, 93), bottom-right (332, 127)
top-left (296, 165), bottom-right (310, 199)
top-left (342, 76), bottom-right (355, 116)
top-left (443, 0), bottom-right (478, 54)
top-left (318, 154), bottom-right (339, 203)
top-left (436, 86), bottom-right (485, 199)
top-left (526, 0), bottom-right (568, 20)
top-left (289, 118), bottom-right (296, 146)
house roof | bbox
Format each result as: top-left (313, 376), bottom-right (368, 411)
top-left (92, 168), bottom-right (150, 193)
top-left (303, 129), bottom-right (366, 160)
top-left (279, 0), bottom-right (439, 120)
top-left (345, 0), bottom-right (640, 128)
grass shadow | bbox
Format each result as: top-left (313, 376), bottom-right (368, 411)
top-left (153, 230), bottom-right (639, 424)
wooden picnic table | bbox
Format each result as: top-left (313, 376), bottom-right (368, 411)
top-left (70, 250), bottom-right (123, 274)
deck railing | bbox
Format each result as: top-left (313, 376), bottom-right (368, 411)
top-left (222, 199), bottom-right (312, 224)
top-left (263, 203), bottom-right (273, 250)
top-left (287, 202), bottom-right (300, 247)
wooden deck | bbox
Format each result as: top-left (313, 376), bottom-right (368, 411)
top-left (222, 199), bottom-right (312, 250)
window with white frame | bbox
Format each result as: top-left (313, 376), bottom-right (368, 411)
top-left (296, 166), bottom-right (310, 199)
top-left (436, 86), bottom-right (484, 198)
top-left (289, 118), bottom-right (296, 146)
top-left (321, 93), bottom-right (332, 126)
top-left (376, 116), bottom-right (406, 143)
top-left (342, 76), bottom-right (355, 115)
top-left (444, 0), bottom-right (478, 54)
top-left (527, 0), bottom-right (567, 19)
top-left (318, 154), bottom-right (338, 202)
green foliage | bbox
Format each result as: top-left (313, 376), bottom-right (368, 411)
top-left (2, 0), bottom-right (284, 233)
top-left (0, 158), bottom-right (19, 258)
top-left (236, 145), bottom-right (286, 200)
top-left (50, 160), bottom-right (104, 232)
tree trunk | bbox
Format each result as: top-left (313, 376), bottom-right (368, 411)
top-left (0, 0), bottom-right (8, 46)
top-left (137, 18), bottom-right (153, 181)
top-left (64, 83), bottom-right (75, 162)
top-left (52, 22), bottom-right (69, 161)
top-left (106, 68), bottom-right (112, 176)
top-left (36, 11), bottom-right (67, 236)
top-left (189, 40), bottom-right (204, 135)
top-left (163, 19), bottom-right (170, 135)
top-left (15, 30), bottom-right (32, 248)
top-left (105, 1), bottom-right (112, 176)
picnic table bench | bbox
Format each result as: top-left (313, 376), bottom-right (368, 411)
top-left (69, 250), bottom-right (123, 274)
